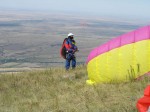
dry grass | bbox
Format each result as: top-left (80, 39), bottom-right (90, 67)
top-left (0, 65), bottom-right (150, 112)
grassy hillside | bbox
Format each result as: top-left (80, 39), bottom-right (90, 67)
top-left (0, 66), bottom-right (150, 112)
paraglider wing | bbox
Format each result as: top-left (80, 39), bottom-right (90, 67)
top-left (86, 25), bottom-right (150, 84)
top-left (136, 85), bottom-right (150, 112)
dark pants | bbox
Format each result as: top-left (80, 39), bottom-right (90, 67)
top-left (65, 53), bottom-right (76, 70)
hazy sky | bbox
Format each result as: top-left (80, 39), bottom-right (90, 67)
top-left (0, 0), bottom-right (150, 19)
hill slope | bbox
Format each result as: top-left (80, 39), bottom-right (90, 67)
top-left (0, 66), bottom-right (150, 112)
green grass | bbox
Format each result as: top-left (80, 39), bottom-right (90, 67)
top-left (0, 66), bottom-right (150, 112)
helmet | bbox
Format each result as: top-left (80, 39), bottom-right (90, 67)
top-left (68, 33), bottom-right (74, 37)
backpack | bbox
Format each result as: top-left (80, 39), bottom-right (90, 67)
top-left (60, 38), bottom-right (68, 59)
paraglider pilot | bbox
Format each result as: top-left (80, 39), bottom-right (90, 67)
top-left (64, 33), bottom-right (78, 70)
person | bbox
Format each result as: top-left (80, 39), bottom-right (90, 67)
top-left (64, 33), bottom-right (78, 70)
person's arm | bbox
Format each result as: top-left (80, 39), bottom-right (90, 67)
top-left (72, 40), bottom-right (78, 52)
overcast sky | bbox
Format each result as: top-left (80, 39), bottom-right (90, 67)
top-left (0, 0), bottom-right (150, 19)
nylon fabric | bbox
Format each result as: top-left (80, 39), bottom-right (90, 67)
top-left (87, 40), bottom-right (150, 84)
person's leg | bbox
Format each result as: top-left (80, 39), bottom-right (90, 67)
top-left (65, 59), bottom-right (70, 70)
top-left (72, 56), bottom-right (76, 69)
top-left (65, 54), bottom-right (71, 70)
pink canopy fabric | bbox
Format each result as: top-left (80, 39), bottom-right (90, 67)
top-left (86, 25), bottom-right (150, 64)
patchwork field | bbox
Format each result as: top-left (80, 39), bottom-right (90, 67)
top-left (0, 10), bottom-right (143, 69)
